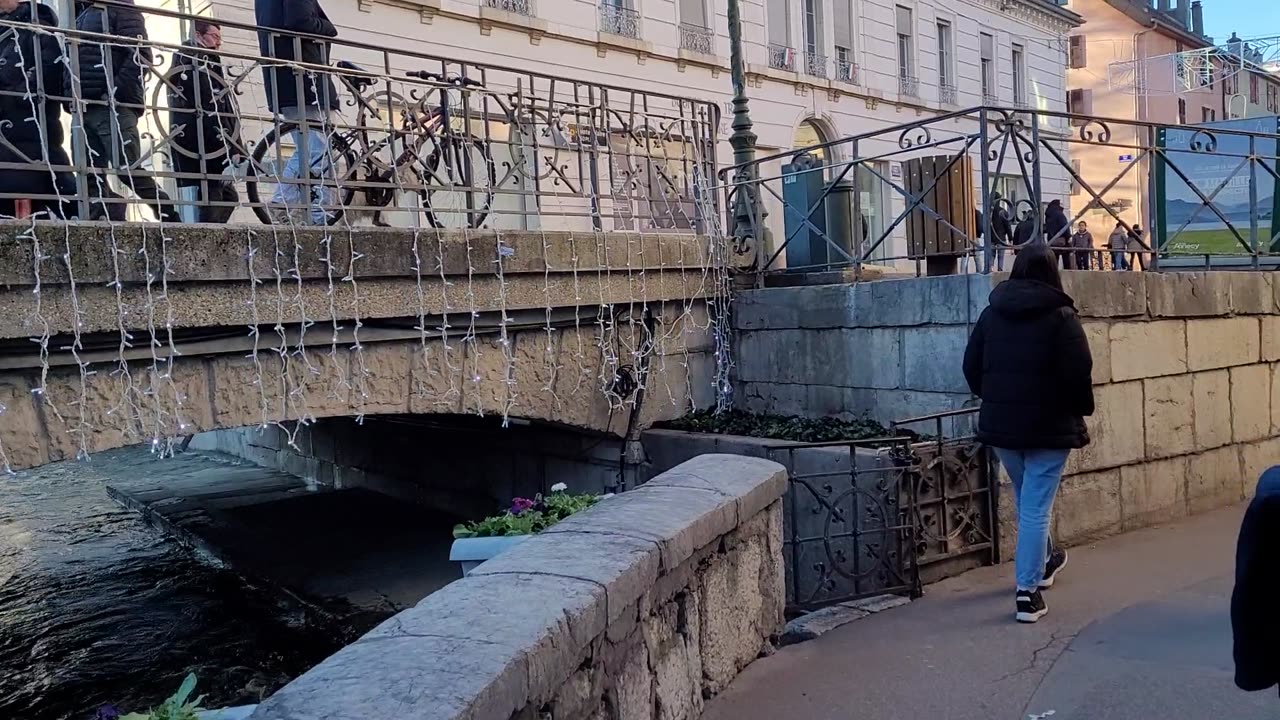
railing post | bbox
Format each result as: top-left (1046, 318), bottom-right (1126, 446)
top-left (727, 0), bottom-right (761, 260)
top-left (1146, 123), bottom-right (1160, 272)
top-left (979, 109), bottom-right (992, 274)
top-left (1249, 133), bottom-right (1260, 268)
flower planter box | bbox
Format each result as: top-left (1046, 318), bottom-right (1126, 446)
top-left (449, 535), bottom-right (530, 576)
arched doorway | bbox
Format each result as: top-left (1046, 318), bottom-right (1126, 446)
top-left (792, 118), bottom-right (829, 162)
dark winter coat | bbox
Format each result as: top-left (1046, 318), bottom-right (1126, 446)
top-left (166, 41), bottom-right (241, 186)
top-left (1013, 215), bottom-right (1038, 246)
top-left (0, 2), bottom-right (73, 208)
top-left (962, 278), bottom-right (1094, 450)
top-left (255, 0), bottom-right (339, 112)
top-left (1233, 466), bottom-right (1280, 696)
top-left (976, 207), bottom-right (1014, 246)
top-left (1044, 202), bottom-right (1070, 245)
top-left (66, 0), bottom-right (151, 108)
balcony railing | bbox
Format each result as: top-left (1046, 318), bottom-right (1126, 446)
top-left (679, 22), bottom-right (713, 54)
top-left (835, 58), bottom-right (860, 84)
top-left (899, 74), bottom-right (920, 98)
top-left (768, 43), bottom-right (796, 71)
top-left (599, 4), bottom-right (641, 38)
top-left (939, 83), bottom-right (957, 104)
top-left (804, 51), bottom-right (828, 78)
top-left (485, 0), bottom-right (533, 15)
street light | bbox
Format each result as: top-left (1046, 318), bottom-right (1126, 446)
top-left (726, 0), bottom-right (762, 257)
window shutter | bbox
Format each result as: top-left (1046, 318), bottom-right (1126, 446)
top-left (896, 5), bottom-right (911, 36)
top-left (1068, 35), bottom-right (1086, 68)
top-left (834, 0), bottom-right (852, 49)
top-left (680, 0), bottom-right (706, 27)
top-left (768, 0), bottom-right (789, 45)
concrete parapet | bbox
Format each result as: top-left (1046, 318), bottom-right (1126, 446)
top-left (248, 454), bottom-right (787, 720)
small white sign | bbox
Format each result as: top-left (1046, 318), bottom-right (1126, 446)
top-left (891, 164), bottom-right (903, 179)
top-left (1118, 154), bottom-right (1135, 163)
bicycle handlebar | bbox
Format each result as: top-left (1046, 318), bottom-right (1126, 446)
top-left (406, 70), bottom-right (484, 88)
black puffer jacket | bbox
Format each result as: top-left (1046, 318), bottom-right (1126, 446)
top-left (1233, 467), bottom-right (1280, 696)
top-left (255, 0), bottom-right (339, 112)
top-left (67, 0), bottom-right (151, 108)
top-left (166, 41), bottom-right (242, 185)
top-left (1044, 200), bottom-right (1070, 245)
top-left (962, 278), bottom-right (1094, 449)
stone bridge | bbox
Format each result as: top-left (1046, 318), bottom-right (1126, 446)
top-left (0, 222), bottom-right (733, 471)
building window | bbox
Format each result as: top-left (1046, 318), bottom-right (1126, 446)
top-left (937, 19), bottom-right (955, 102)
top-left (678, 0), bottom-right (711, 53)
top-left (599, 0), bottom-right (640, 38)
top-left (833, 0), bottom-right (855, 82)
top-left (896, 5), bottom-right (915, 86)
top-left (767, 0), bottom-right (793, 69)
top-left (1012, 43), bottom-right (1026, 105)
top-left (802, 0), bottom-right (826, 77)
top-left (1250, 73), bottom-right (1260, 104)
top-left (1202, 106), bottom-right (1216, 123)
top-left (1066, 88), bottom-right (1091, 124)
top-left (1068, 35), bottom-right (1086, 69)
top-left (980, 32), bottom-right (995, 103)
top-left (1178, 97), bottom-right (1187, 124)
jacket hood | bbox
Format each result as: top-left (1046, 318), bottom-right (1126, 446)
top-left (988, 278), bottom-right (1074, 320)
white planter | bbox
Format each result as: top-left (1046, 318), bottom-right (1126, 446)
top-left (449, 535), bottom-right (530, 576)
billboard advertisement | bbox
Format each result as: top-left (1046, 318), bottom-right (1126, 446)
top-left (1156, 116), bottom-right (1280, 255)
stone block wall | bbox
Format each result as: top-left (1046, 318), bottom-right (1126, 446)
top-left (248, 454), bottom-right (788, 720)
top-left (734, 271), bottom-right (1280, 557)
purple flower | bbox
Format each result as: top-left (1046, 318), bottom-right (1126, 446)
top-left (94, 706), bottom-right (121, 720)
top-left (511, 497), bottom-right (535, 515)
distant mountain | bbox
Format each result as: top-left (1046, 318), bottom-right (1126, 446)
top-left (1165, 195), bottom-right (1275, 224)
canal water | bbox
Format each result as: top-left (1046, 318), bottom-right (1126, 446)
top-left (0, 450), bottom-right (359, 720)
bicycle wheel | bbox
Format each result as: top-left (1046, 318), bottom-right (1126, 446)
top-left (422, 135), bottom-right (495, 229)
top-left (246, 123), bottom-right (356, 226)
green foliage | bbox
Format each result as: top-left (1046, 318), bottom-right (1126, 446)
top-left (659, 409), bottom-right (897, 443)
top-left (452, 488), bottom-right (601, 539)
top-left (120, 674), bottom-right (203, 720)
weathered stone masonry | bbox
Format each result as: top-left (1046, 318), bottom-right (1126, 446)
top-left (733, 271), bottom-right (1280, 556)
top-left (248, 454), bottom-right (787, 720)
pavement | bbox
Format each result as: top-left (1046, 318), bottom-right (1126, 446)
top-left (702, 503), bottom-right (1280, 720)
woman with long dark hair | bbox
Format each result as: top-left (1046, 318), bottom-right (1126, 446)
top-left (963, 243), bottom-right (1094, 623)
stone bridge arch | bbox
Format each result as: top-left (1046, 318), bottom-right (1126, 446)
top-left (0, 223), bottom-right (730, 472)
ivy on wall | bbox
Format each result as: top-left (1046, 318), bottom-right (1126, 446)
top-left (658, 409), bottom-right (900, 444)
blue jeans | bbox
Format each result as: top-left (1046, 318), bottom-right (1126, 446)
top-left (1111, 250), bottom-right (1128, 271)
top-left (271, 106), bottom-right (335, 225)
top-left (994, 447), bottom-right (1071, 591)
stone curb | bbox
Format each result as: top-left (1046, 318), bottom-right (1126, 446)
top-left (780, 594), bottom-right (912, 646)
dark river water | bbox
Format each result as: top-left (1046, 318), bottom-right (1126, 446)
top-left (0, 454), bottom-right (352, 720)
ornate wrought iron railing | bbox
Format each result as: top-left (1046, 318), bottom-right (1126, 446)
top-left (768, 43), bottom-right (796, 71)
top-left (899, 74), bottom-right (920, 98)
top-left (835, 58), bottom-right (860, 84)
top-left (0, 1), bottom-right (717, 233)
top-left (714, 106), bottom-right (1280, 277)
top-left (486, 0), bottom-right (534, 15)
top-left (678, 22), bottom-right (713, 54)
top-left (939, 83), bottom-right (958, 105)
top-left (804, 51), bottom-right (828, 79)
top-left (599, 4), bottom-right (641, 38)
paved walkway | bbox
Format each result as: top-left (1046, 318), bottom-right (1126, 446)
top-left (703, 504), bottom-right (1279, 720)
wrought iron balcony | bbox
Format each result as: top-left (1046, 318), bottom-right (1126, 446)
top-left (679, 22), bottom-right (713, 54)
top-left (768, 43), bottom-right (796, 71)
top-left (599, 4), bottom-right (641, 38)
top-left (485, 0), bottom-right (533, 15)
top-left (804, 51), bottom-right (828, 78)
top-left (939, 83), bottom-right (957, 105)
top-left (983, 92), bottom-right (1000, 105)
top-left (899, 74), bottom-right (920, 98)
top-left (835, 58), bottom-right (859, 84)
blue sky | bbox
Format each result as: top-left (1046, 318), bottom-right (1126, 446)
top-left (1201, 0), bottom-right (1277, 44)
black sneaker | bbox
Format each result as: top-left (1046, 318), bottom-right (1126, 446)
top-left (1040, 548), bottom-right (1069, 589)
top-left (1016, 589), bottom-right (1048, 623)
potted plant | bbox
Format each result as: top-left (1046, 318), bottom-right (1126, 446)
top-left (450, 483), bottom-right (604, 575)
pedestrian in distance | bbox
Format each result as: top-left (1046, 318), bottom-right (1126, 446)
top-left (256, 0), bottom-right (340, 225)
top-left (65, 0), bottom-right (180, 222)
top-left (1108, 221), bottom-right (1129, 271)
top-left (976, 193), bottom-right (1014, 271)
top-left (1071, 221), bottom-right (1094, 271)
top-left (166, 19), bottom-right (242, 223)
top-left (963, 242), bottom-right (1094, 623)
top-left (1232, 466), bottom-right (1280, 696)
top-left (1044, 199), bottom-right (1072, 268)
top-left (1128, 224), bottom-right (1147, 271)
top-left (0, 0), bottom-right (74, 218)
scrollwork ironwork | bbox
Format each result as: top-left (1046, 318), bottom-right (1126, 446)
top-left (1078, 119), bottom-right (1113, 144)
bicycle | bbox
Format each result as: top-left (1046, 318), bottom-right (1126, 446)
top-left (244, 60), bottom-right (497, 228)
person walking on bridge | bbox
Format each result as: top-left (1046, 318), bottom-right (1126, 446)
top-left (962, 243), bottom-right (1094, 623)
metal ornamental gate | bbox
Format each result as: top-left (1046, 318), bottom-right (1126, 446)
top-left (769, 409), bottom-right (998, 614)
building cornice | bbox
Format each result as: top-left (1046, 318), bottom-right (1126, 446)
top-left (970, 0), bottom-right (1083, 34)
